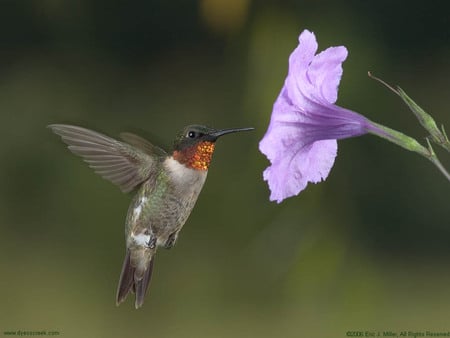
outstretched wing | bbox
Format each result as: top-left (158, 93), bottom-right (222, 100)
top-left (119, 132), bottom-right (166, 157)
top-left (48, 124), bottom-right (166, 193)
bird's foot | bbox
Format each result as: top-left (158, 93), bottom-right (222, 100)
top-left (146, 235), bottom-right (157, 249)
top-left (164, 232), bottom-right (178, 249)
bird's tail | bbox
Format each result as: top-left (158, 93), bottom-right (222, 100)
top-left (116, 249), bottom-right (154, 309)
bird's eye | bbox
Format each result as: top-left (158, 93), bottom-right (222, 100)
top-left (188, 131), bottom-right (197, 138)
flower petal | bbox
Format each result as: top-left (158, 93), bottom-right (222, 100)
top-left (259, 29), bottom-right (370, 203)
top-left (259, 89), bottom-right (338, 202)
top-left (259, 87), bottom-right (306, 162)
top-left (287, 30), bottom-right (318, 81)
top-left (262, 139), bottom-right (337, 203)
top-left (285, 30), bottom-right (318, 111)
top-left (285, 30), bottom-right (348, 108)
top-left (308, 46), bottom-right (348, 104)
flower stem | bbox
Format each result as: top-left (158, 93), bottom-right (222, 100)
top-left (396, 87), bottom-right (450, 151)
top-left (366, 121), bottom-right (450, 182)
top-left (367, 121), bottom-right (429, 156)
top-left (368, 72), bottom-right (450, 152)
top-left (426, 138), bottom-right (450, 181)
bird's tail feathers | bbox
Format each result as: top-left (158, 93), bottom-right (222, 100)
top-left (116, 249), bottom-right (154, 309)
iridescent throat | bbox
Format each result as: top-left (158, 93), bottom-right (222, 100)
top-left (173, 141), bottom-right (215, 171)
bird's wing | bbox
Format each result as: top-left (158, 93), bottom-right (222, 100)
top-left (119, 132), bottom-right (166, 157)
top-left (48, 124), bottom-right (166, 193)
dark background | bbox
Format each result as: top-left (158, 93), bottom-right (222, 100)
top-left (1, 1), bottom-right (449, 336)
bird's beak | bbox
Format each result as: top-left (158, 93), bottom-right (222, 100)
top-left (207, 127), bottom-right (254, 141)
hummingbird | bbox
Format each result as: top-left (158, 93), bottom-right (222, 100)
top-left (48, 123), bottom-right (253, 308)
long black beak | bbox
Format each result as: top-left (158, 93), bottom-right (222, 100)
top-left (208, 127), bottom-right (254, 141)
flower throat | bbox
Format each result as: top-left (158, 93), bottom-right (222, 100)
top-left (173, 141), bottom-right (215, 170)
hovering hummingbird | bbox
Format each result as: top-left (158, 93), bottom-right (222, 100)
top-left (48, 124), bottom-right (253, 308)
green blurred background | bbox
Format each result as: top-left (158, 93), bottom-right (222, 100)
top-left (1, 0), bottom-right (449, 337)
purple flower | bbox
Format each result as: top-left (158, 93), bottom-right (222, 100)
top-left (259, 29), bottom-right (372, 203)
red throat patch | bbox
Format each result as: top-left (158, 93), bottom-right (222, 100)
top-left (173, 141), bottom-right (215, 170)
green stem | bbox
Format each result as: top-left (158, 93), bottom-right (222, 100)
top-left (367, 121), bottom-right (429, 156)
top-left (396, 87), bottom-right (450, 151)
top-left (426, 138), bottom-right (450, 181)
top-left (429, 157), bottom-right (450, 181)
top-left (366, 120), bottom-right (450, 182)
top-left (368, 72), bottom-right (450, 152)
